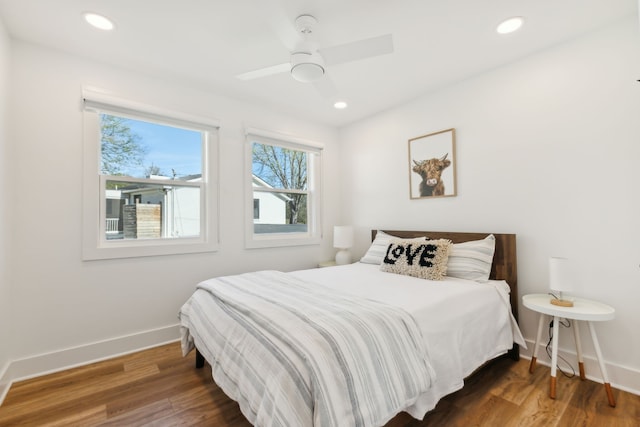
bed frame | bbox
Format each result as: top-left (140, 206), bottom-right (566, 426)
top-left (376, 230), bottom-right (519, 360)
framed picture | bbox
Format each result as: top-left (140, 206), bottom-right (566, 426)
top-left (408, 128), bottom-right (457, 199)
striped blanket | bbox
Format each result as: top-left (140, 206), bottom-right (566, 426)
top-left (179, 270), bottom-right (435, 427)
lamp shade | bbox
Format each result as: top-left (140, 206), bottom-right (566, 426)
top-left (333, 226), bottom-right (354, 249)
top-left (549, 257), bottom-right (574, 294)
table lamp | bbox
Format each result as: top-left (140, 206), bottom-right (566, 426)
top-left (549, 257), bottom-right (574, 307)
top-left (333, 225), bottom-right (354, 265)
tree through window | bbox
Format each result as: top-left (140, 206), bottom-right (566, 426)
top-left (245, 130), bottom-right (322, 248)
top-left (252, 143), bottom-right (308, 227)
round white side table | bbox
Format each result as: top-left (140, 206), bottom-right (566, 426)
top-left (522, 293), bottom-right (616, 407)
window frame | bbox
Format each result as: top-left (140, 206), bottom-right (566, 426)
top-left (82, 89), bottom-right (220, 260)
top-left (244, 127), bottom-right (323, 249)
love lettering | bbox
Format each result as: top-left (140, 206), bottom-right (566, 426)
top-left (383, 243), bottom-right (438, 267)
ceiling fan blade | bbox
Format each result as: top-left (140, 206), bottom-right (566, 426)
top-left (312, 75), bottom-right (339, 101)
top-left (320, 34), bottom-right (393, 66)
top-left (236, 62), bottom-right (290, 81)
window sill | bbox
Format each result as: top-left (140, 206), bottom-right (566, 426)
top-left (244, 234), bottom-right (321, 249)
top-left (82, 238), bottom-right (219, 260)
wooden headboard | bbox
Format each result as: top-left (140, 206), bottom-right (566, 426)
top-left (374, 230), bottom-right (518, 321)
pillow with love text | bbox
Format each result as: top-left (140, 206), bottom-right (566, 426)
top-left (380, 238), bottom-right (452, 280)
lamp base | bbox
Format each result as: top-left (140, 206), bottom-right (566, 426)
top-left (335, 249), bottom-right (351, 265)
top-left (550, 298), bottom-right (574, 307)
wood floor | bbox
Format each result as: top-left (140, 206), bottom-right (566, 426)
top-left (1, 342), bottom-right (638, 426)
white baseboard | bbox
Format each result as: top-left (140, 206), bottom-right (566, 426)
top-left (521, 338), bottom-right (640, 396)
top-left (0, 323), bottom-right (181, 406)
top-left (0, 361), bottom-right (10, 407)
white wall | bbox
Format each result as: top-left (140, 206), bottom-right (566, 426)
top-left (0, 15), bottom-right (12, 400)
top-left (339, 17), bottom-right (640, 392)
top-left (3, 41), bottom-right (340, 380)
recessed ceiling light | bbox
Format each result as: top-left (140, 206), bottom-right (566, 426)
top-left (334, 101), bottom-right (348, 109)
top-left (83, 12), bottom-right (115, 31)
top-left (496, 16), bottom-right (523, 34)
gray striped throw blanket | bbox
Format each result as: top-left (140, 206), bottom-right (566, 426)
top-left (180, 270), bottom-right (435, 427)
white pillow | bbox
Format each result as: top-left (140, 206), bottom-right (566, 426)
top-left (446, 234), bottom-right (496, 282)
top-left (360, 231), bottom-right (426, 265)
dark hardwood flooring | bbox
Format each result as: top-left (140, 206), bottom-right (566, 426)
top-left (0, 342), bottom-right (638, 426)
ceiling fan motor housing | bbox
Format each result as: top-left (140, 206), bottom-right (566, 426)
top-left (295, 14), bottom-right (318, 35)
top-left (290, 51), bottom-right (325, 82)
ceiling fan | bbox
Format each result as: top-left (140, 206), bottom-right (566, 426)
top-left (236, 14), bottom-right (394, 84)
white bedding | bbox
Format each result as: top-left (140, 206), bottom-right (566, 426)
top-left (180, 262), bottom-right (525, 424)
top-left (290, 262), bottom-right (525, 418)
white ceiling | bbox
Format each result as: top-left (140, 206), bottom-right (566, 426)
top-left (0, 0), bottom-right (636, 127)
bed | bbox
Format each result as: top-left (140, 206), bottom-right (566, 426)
top-left (179, 230), bottom-right (525, 426)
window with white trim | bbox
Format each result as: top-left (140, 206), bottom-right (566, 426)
top-left (82, 90), bottom-right (219, 260)
top-left (245, 129), bottom-right (322, 248)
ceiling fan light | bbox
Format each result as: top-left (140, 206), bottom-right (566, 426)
top-left (291, 63), bottom-right (325, 82)
top-left (290, 52), bottom-right (325, 82)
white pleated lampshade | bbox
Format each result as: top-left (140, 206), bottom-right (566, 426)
top-left (333, 226), bottom-right (354, 249)
top-left (549, 257), bottom-right (574, 294)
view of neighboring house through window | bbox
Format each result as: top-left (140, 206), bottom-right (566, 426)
top-left (246, 130), bottom-right (322, 248)
top-left (82, 90), bottom-right (219, 260)
top-left (101, 114), bottom-right (202, 241)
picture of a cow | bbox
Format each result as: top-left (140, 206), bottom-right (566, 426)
top-left (412, 153), bottom-right (451, 197)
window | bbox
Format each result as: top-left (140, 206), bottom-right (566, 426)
top-left (82, 90), bottom-right (219, 260)
top-left (245, 128), bottom-right (322, 248)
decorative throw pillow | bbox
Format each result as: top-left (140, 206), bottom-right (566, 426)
top-left (380, 238), bottom-right (452, 280)
top-left (360, 231), bottom-right (427, 265)
top-left (446, 234), bottom-right (496, 282)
